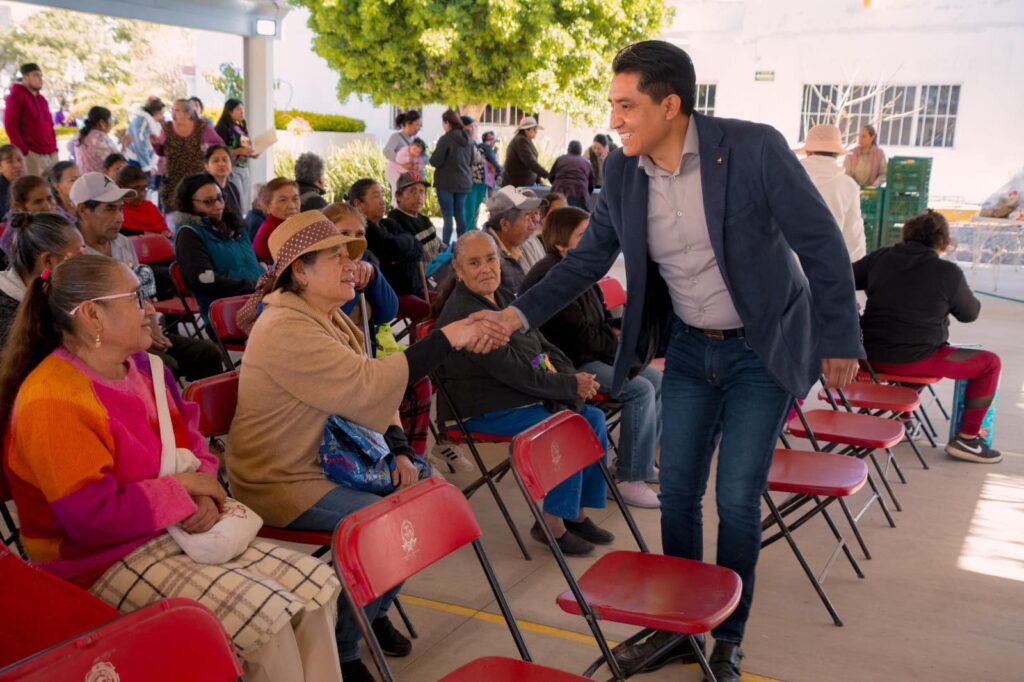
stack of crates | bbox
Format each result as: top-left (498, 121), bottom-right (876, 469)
top-left (879, 156), bottom-right (931, 247)
top-left (860, 186), bottom-right (884, 253)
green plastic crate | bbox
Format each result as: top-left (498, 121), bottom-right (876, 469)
top-left (860, 187), bottom-right (884, 252)
top-left (879, 187), bottom-right (929, 248)
top-left (887, 156), bottom-right (932, 193)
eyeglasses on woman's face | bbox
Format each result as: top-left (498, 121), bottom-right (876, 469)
top-left (67, 288), bottom-right (146, 316)
top-left (194, 194), bottom-right (225, 208)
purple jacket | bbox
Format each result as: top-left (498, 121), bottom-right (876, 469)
top-left (550, 154), bottom-right (594, 205)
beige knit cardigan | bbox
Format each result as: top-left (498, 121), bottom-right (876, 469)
top-left (226, 290), bottom-right (408, 527)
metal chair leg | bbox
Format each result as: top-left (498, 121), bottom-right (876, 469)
top-left (838, 497), bottom-right (871, 560)
top-left (392, 597), bottom-right (418, 639)
top-left (868, 451), bottom-right (903, 512)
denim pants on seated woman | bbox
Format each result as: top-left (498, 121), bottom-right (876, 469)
top-left (436, 190), bottom-right (468, 244)
top-left (660, 318), bottom-right (791, 644)
top-left (462, 404), bottom-right (609, 519)
top-left (580, 360), bottom-right (662, 482)
top-left (288, 486), bottom-right (402, 663)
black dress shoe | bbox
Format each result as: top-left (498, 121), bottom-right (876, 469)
top-left (613, 630), bottom-right (705, 675)
top-left (530, 521), bottom-right (594, 556)
top-left (372, 615), bottom-right (412, 657)
top-left (704, 640), bottom-right (743, 682)
top-left (564, 517), bottom-right (615, 545)
top-left (341, 659), bottom-right (376, 682)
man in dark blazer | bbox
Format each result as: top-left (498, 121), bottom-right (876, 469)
top-left (472, 41), bottom-right (863, 681)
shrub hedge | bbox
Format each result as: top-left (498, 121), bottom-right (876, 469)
top-left (274, 109), bottom-right (366, 133)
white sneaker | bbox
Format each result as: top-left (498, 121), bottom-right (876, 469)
top-left (428, 442), bottom-right (475, 473)
top-left (614, 480), bottom-right (660, 509)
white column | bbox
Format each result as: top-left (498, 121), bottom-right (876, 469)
top-left (243, 35), bottom-right (275, 185)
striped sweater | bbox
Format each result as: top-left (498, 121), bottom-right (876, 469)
top-left (3, 349), bottom-right (217, 587)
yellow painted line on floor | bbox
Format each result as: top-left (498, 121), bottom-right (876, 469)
top-left (401, 594), bottom-right (784, 681)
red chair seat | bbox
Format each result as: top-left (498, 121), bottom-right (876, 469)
top-left (818, 384), bottom-right (921, 413)
top-left (445, 429), bottom-right (512, 445)
top-left (257, 526), bottom-right (331, 546)
top-left (788, 410), bottom-right (905, 449)
top-left (555, 550), bottom-right (741, 634)
top-left (153, 297), bottom-right (200, 317)
top-left (768, 449), bottom-right (868, 497)
top-left (441, 657), bottom-right (588, 681)
top-left (858, 370), bottom-right (940, 385)
top-left (649, 357), bottom-right (665, 372)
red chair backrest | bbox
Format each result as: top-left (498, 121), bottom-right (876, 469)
top-left (413, 318), bottom-right (435, 341)
top-left (0, 597), bottom-right (242, 681)
top-left (209, 296), bottom-right (251, 343)
top-left (0, 545), bottom-right (119, 668)
top-left (181, 371), bottom-right (239, 437)
top-left (333, 478), bottom-right (482, 608)
top-left (597, 276), bottom-right (626, 311)
top-left (169, 261), bottom-right (192, 296)
top-left (128, 234), bottom-right (175, 265)
top-left (512, 411), bottom-right (604, 502)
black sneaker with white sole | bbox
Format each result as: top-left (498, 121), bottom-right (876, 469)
top-left (945, 435), bottom-right (1002, 463)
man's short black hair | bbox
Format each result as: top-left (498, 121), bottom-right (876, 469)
top-left (612, 40), bottom-right (696, 116)
top-left (19, 63), bottom-right (41, 77)
top-left (103, 153), bottom-right (127, 170)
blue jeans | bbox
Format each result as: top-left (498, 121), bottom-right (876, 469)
top-left (660, 318), bottom-right (791, 643)
top-left (288, 486), bottom-right (402, 663)
top-left (581, 361), bottom-right (661, 482)
top-left (436, 190), bottom-right (468, 244)
top-left (463, 404), bottom-right (608, 519)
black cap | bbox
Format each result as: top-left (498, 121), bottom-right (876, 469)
top-left (19, 63), bottom-right (41, 77)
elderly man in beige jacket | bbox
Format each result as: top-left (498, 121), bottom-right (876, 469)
top-left (799, 124), bottom-right (867, 260)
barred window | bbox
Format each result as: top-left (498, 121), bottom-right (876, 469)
top-left (694, 84), bottom-right (717, 116)
top-left (480, 105), bottom-right (537, 127)
top-left (877, 86), bottom-right (916, 147)
top-left (799, 84), bottom-right (875, 142)
top-left (915, 85), bottom-right (960, 148)
top-left (799, 83), bottom-right (960, 148)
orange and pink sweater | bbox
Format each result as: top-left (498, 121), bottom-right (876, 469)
top-left (3, 349), bottom-right (217, 588)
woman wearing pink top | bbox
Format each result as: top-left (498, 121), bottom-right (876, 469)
top-left (845, 125), bottom-right (887, 187)
top-left (70, 107), bottom-right (120, 174)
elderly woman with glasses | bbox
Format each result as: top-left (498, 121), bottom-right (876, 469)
top-left (0, 254), bottom-right (344, 682)
top-left (173, 172), bottom-right (263, 321)
top-left (228, 211), bottom-right (509, 682)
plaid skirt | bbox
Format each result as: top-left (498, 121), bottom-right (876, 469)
top-left (400, 377), bottom-right (432, 456)
top-left (90, 534), bottom-right (339, 655)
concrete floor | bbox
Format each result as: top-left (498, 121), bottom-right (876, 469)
top-left (374, 293), bottom-right (1024, 681)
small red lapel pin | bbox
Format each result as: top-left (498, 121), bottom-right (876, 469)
top-left (716, 157), bottom-right (724, 166)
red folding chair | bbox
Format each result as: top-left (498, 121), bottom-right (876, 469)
top-left (208, 295), bottom-right (251, 367)
top-left (511, 411), bottom-right (741, 680)
top-left (414, 319), bottom-right (532, 561)
top-left (0, 596), bottom-right (242, 681)
top-left (167, 261), bottom-right (206, 337)
top-left (761, 449), bottom-right (868, 626)
top-left (332, 477), bottom-right (588, 681)
top-left (129, 235), bottom-right (205, 337)
top-left (786, 398), bottom-right (903, 540)
top-left (0, 545), bottom-right (119, 669)
top-left (858, 360), bottom-right (948, 443)
top-left (819, 381), bottom-right (932, 468)
top-left (181, 371), bottom-right (419, 637)
top-left (596, 276), bottom-right (626, 311)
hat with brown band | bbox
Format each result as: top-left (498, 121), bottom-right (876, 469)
top-left (236, 210), bottom-right (367, 333)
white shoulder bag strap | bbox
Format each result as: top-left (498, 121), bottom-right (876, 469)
top-left (148, 352), bottom-right (179, 478)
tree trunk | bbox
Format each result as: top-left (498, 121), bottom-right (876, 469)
top-left (459, 103), bottom-right (486, 120)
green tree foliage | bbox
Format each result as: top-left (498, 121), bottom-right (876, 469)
top-left (205, 62), bottom-right (245, 101)
top-left (0, 9), bottom-right (190, 127)
top-left (293, 0), bottom-right (673, 124)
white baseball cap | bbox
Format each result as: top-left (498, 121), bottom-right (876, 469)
top-left (69, 172), bottom-right (136, 206)
top-left (485, 186), bottom-right (543, 216)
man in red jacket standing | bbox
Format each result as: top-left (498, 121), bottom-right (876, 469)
top-left (3, 63), bottom-right (58, 176)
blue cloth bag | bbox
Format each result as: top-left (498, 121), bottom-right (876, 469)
top-left (318, 415), bottom-right (430, 494)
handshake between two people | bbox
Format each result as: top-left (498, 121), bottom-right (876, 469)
top-left (436, 306), bottom-right (525, 355)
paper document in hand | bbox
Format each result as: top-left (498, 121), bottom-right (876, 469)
top-left (251, 129), bottom-right (278, 155)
